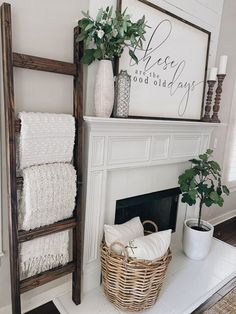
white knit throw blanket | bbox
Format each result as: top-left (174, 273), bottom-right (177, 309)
top-left (19, 163), bottom-right (76, 230)
top-left (18, 112), bottom-right (75, 169)
top-left (20, 231), bottom-right (69, 280)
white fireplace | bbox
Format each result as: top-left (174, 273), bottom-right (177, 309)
top-left (82, 116), bottom-right (217, 293)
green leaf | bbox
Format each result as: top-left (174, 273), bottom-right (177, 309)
top-left (204, 197), bottom-right (214, 207)
top-left (199, 154), bottom-right (208, 162)
top-left (178, 169), bottom-right (196, 192)
top-left (108, 6), bottom-right (113, 18)
top-left (80, 49), bottom-right (96, 64)
top-left (206, 149), bottom-right (213, 155)
top-left (188, 189), bottom-right (198, 200)
top-left (129, 49), bottom-right (138, 64)
top-left (217, 196), bottom-right (224, 207)
top-left (222, 185), bottom-right (230, 195)
top-left (103, 24), bottom-right (112, 34)
top-left (119, 26), bottom-right (124, 37)
top-left (181, 193), bottom-right (196, 206)
top-left (189, 179), bottom-right (197, 189)
top-left (208, 160), bottom-right (221, 171)
top-left (184, 168), bottom-right (196, 178)
top-left (96, 8), bottom-right (103, 22)
top-left (123, 20), bottom-right (128, 32)
top-left (189, 158), bottom-right (201, 165)
top-left (198, 183), bottom-right (209, 194)
top-left (81, 10), bottom-right (91, 18)
top-left (85, 23), bottom-right (94, 31)
top-left (93, 49), bottom-right (103, 59)
top-left (209, 191), bottom-right (219, 202)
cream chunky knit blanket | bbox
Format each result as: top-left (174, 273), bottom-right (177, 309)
top-left (20, 231), bottom-right (69, 280)
top-left (18, 112), bottom-right (75, 169)
top-left (19, 163), bottom-right (76, 230)
top-left (18, 112), bottom-right (75, 278)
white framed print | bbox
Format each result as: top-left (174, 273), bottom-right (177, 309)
top-left (117, 0), bottom-right (211, 120)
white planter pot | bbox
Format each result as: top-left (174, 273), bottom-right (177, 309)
top-left (183, 219), bottom-right (214, 260)
top-left (94, 60), bottom-right (114, 117)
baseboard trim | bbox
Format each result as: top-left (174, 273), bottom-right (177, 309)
top-left (208, 209), bottom-right (236, 226)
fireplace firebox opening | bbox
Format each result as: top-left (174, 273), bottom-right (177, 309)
top-left (115, 187), bottom-right (181, 233)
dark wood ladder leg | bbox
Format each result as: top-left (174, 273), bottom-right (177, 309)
top-left (72, 26), bottom-right (83, 305)
top-left (1, 3), bottom-right (21, 314)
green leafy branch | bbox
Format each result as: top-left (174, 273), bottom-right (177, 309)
top-left (77, 6), bottom-right (147, 64)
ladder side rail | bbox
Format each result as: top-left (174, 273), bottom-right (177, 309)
top-left (72, 25), bottom-right (83, 305)
top-left (1, 3), bottom-right (21, 314)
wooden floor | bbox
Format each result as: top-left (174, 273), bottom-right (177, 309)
top-left (193, 217), bottom-right (236, 313)
top-left (26, 217), bottom-right (236, 314)
top-left (214, 216), bottom-right (236, 247)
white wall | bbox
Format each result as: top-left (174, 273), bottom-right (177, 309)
top-left (0, 0), bottom-right (88, 311)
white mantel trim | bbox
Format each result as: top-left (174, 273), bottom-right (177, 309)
top-left (84, 116), bottom-right (220, 171)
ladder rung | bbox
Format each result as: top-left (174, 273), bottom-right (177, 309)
top-left (13, 52), bottom-right (77, 76)
top-left (20, 262), bottom-right (75, 293)
top-left (18, 218), bottom-right (77, 243)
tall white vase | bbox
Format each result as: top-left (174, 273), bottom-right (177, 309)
top-left (94, 60), bottom-right (114, 117)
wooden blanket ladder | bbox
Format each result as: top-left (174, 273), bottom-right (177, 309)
top-left (0, 3), bottom-right (83, 313)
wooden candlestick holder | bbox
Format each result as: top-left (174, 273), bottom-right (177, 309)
top-left (211, 74), bottom-right (226, 123)
top-left (202, 80), bottom-right (216, 122)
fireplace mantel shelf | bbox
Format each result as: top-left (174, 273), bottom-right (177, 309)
top-left (84, 116), bottom-right (227, 128)
top-left (84, 116), bottom-right (227, 127)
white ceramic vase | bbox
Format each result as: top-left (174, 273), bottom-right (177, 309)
top-left (94, 60), bottom-right (114, 117)
top-left (183, 218), bottom-right (214, 260)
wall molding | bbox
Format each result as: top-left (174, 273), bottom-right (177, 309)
top-left (208, 209), bottom-right (236, 226)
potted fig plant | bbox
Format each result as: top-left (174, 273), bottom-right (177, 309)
top-left (178, 149), bottom-right (229, 260)
top-left (77, 6), bottom-right (146, 117)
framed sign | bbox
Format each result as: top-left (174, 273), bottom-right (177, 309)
top-left (117, 0), bottom-right (211, 120)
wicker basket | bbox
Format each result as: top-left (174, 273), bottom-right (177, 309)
top-left (101, 221), bottom-right (172, 312)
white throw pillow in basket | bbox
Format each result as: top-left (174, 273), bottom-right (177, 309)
top-left (126, 229), bottom-right (172, 261)
top-left (104, 217), bottom-right (144, 249)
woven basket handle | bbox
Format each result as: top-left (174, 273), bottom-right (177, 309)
top-left (143, 220), bottom-right (158, 234)
top-left (109, 241), bottom-right (128, 259)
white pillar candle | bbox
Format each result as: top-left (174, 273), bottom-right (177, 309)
top-left (218, 55), bottom-right (228, 74)
top-left (208, 67), bottom-right (217, 81)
